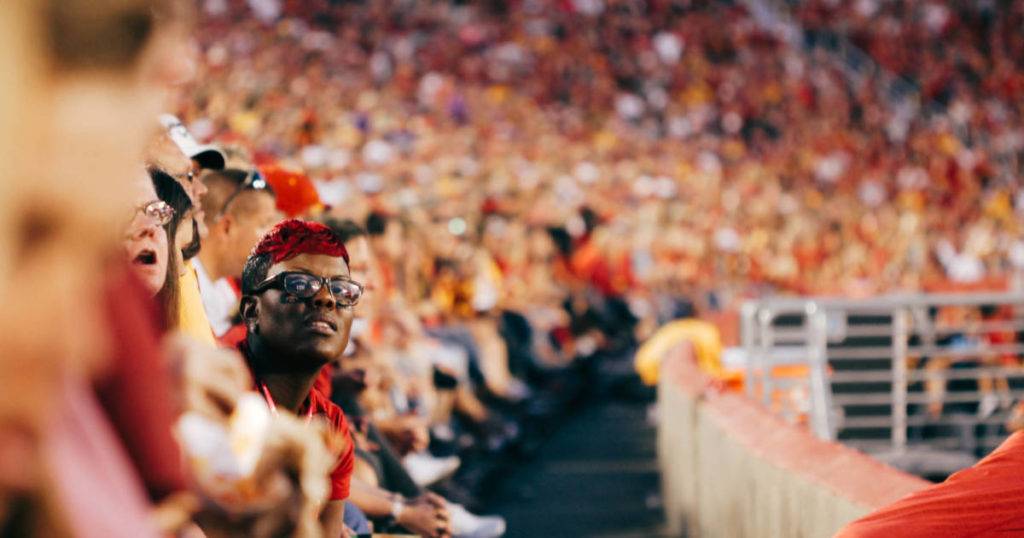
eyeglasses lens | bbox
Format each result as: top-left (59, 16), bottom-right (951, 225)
top-left (144, 201), bottom-right (174, 226)
top-left (279, 273), bottom-right (361, 305)
top-left (283, 274), bottom-right (318, 297)
top-left (330, 280), bottom-right (362, 304)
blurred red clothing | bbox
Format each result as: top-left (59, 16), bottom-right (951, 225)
top-left (836, 432), bottom-right (1024, 537)
top-left (218, 323), bottom-right (248, 349)
top-left (570, 240), bottom-right (622, 296)
top-left (46, 375), bottom-right (161, 538)
top-left (94, 263), bottom-right (186, 502)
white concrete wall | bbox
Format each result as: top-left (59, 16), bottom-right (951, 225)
top-left (657, 344), bottom-right (927, 537)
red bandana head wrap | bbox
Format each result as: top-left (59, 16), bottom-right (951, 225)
top-left (251, 219), bottom-right (349, 265)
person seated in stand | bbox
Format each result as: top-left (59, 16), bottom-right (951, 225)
top-left (145, 168), bottom-right (193, 327)
top-left (322, 219), bottom-right (506, 538)
top-left (238, 219), bottom-right (360, 537)
top-left (119, 177), bottom-right (336, 536)
top-left (196, 167), bottom-right (281, 342)
top-left (239, 219), bottom-right (453, 537)
top-left (146, 117), bottom-right (225, 343)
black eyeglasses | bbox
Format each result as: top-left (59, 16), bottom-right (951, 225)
top-left (217, 169), bottom-right (272, 218)
top-left (253, 271), bottom-right (363, 307)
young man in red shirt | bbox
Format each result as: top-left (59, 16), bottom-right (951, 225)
top-left (238, 219), bottom-right (361, 536)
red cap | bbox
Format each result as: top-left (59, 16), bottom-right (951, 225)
top-left (260, 164), bottom-right (323, 217)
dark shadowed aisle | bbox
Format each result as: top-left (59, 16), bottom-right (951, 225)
top-left (486, 398), bottom-right (673, 538)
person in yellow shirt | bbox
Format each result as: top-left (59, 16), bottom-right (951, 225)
top-left (178, 261), bottom-right (217, 344)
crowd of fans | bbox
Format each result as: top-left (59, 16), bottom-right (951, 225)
top-left (173, 0), bottom-right (1024, 307)
top-left (796, 0), bottom-right (1024, 291)
top-left (6, 0), bottom-right (1024, 536)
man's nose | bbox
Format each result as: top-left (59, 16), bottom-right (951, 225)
top-left (311, 282), bottom-right (337, 309)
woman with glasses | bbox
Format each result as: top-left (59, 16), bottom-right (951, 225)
top-left (125, 168), bottom-right (194, 329)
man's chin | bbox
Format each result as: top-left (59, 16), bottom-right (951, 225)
top-left (261, 337), bottom-right (343, 373)
top-left (292, 345), bottom-right (341, 370)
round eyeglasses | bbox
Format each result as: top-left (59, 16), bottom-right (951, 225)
top-left (135, 200), bottom-right (175, 227)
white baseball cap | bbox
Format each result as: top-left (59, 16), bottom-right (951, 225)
top-left (159, 114), bottom-right (226, 170)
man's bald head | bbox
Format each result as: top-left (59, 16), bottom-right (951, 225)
top-left (198, 168), bottom-right (281, 280)
top-left (200, 169), bottom-right (247, 226)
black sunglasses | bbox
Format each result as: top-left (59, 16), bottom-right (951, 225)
top-left (253, 271), bottom-right (363, 307)
top-left (217, 169), bottom-right (272, 217)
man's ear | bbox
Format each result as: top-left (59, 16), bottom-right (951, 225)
top-left (240, 295), bottom-right (259, 331)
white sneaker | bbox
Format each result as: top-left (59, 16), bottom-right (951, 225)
top-left (505, 378), bottom-right (531, 402)
top-left (448, 502), bottom-right (506, 538)
top-left (403, 452), bottom-right (460, 487)
top-left (979, 393), bottom-right (999, 418)
top-left (432, 423), bottom-right (456, 442)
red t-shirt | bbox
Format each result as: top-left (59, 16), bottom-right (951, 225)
top-left (313, 364), bottom-right (334, 399)
top-left (239, 343), bottom-right (354, 501)
top-left (836, 432), bottom-right (1024, 537)
top-left (304, 386), bottom-right (354, 501)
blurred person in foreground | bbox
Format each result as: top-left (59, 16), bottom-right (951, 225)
top-left (0, 0), bottom-right (179, 418)
top-left (0, 1), bottom-right (326, 536)
top-left (835, 429), bottom-right (1024, 537)
top-left (0, 0), bottom-right (197, 533)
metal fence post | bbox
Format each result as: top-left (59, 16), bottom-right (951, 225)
top-left (891, 308), bottom-right (909, 452)
top-left (758, 307), bottom-right (775, 407)
top-left (807, 303), bottom-right (834, 440)
top-left (741, 302), bottom-right (758, 398)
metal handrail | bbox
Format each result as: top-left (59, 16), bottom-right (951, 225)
top-left (807, 304), bottom-right (834, 439)
top-left (742, 292), bottom-right (1024, 457)
top-left (807, 319), bottom-right (1024, 341)
top-left (832, 367), bottom-right (1024, 383)
top-left (892, 309), bottom-right (909, 450)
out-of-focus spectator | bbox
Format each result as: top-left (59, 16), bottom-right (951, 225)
top-left (196, 167), bottom-right (280, 338)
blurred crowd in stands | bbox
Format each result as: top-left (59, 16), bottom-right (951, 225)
top-left (7, 0), bottom-right (1024, 536)
top-left (176, 0), bottom-right (1024, 307)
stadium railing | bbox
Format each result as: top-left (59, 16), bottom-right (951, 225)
top-left (743, 292), bottom-right (1024, 477)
